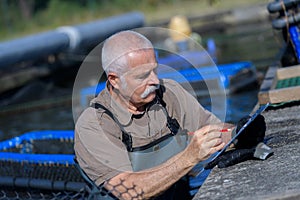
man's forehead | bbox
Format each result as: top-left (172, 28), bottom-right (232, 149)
top-left (125, 62), bottom-right (157, 75)
top-left (122, 49), bottom-right (157, 74)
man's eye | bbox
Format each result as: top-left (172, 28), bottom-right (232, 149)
top-left (138, 72), bottom-right (150, 79)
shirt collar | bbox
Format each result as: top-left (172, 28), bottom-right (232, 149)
top-left (95, 82), bottom-right (162, 126)
top-left (109, 91), bottom-right (133, 126)
top-left (94, 83), bottom-right (133, 126)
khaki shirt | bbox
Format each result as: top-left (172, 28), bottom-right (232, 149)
top-left (74, 79), bottom-right (221, 185)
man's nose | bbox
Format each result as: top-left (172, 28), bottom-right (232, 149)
top-left (149, 70), bottom-right (159, 85)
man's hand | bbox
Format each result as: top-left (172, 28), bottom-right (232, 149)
top-left (187, 124), bottom-right (227, 164)
top-left (204, 115), bottom-right (268, 170)
top-left (234, 114), bottom-right (266, 149)
top-left (220, 123), bottom-right (235, 145)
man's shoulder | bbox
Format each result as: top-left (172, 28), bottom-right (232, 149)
top-left (159, 78), bottom-right (183, 95)
top-left (87, 89), bottom-right (113, 117)
top-left (76, 106), bottom-right (110, 126)
top-left (161, 78), bottom-right (181, 88)
top-left (160, 78), bottom-right (188, 98)
top-left (77, 107), bottom-right (98, 124)
top-left (76, 105), bottom-right (122, 138)
top-left (158, 79), bottom-right (186, 109)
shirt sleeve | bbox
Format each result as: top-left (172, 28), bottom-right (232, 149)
top-left (163, 79), bottom-right (222, 131)
top-left (74, 107), bottom-right (132, 185)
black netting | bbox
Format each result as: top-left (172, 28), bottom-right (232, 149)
top-left (0, 186), bottom-right (87, 200)
top-left (0, 160), bottom-right (88, 199)
top-left (0, 133), bottom-right (143, 199)
top-left (0, 180), bottom-right (147, 200)
top-left (31, 139), bottom-right (74, 155)
top-left (0, 134), bottom-right (90, 199)
top-left (0, 161), bottom-right (82, 182)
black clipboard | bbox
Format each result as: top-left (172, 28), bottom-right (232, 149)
top-left (190, 103), bottom-right (270, 176)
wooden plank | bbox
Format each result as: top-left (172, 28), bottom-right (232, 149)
top-left (258, 91), bottom-right (270, 105)
top-left (268, 86), bottom-right (300, 104)
top-left (258, 66), bottom-right (278, 92)
top-left (258, 66), bottom-right (278, 104)
top-left (258, 65), bottom-right (300, 105)
top-left (276, 64), bottom-right (300, 80)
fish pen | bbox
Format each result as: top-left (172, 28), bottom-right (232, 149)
top-left (0, 130), bottom-right (88, 199)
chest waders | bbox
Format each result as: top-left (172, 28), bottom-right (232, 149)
top-left (95, 91), bottom-right (189, 168)
top-left (77, 89), bottom-right (191, 199)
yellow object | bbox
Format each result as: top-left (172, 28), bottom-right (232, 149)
top-left (168, 15), bottom-right (192, 42)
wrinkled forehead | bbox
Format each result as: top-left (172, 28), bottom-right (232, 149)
top-left (123, 49), bottom-right (157, 75)
top-left (125, 62), bottom-right (157, 77)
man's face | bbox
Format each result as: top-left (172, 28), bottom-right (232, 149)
top-left (118, 49), bottom-right (159, 106)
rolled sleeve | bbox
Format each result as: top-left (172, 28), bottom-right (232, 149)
top-left (74, 107), bottom-right (132, 185)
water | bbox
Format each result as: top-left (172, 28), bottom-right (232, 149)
top-left (199, 89), bottom-right (259, 123)
top-left (0, 106), bottom-right (74, 141)
top-left (207, 21), bottom-right (281, 70)
top-left (0, 21), bottom-right (280, 141)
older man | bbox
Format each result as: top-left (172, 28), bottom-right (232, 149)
top-left (74, 30), bottom-right (262, 200)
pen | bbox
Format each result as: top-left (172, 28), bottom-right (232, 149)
top-left (188, 128), bottom-right (232, 135)
top-left (220, 128), bottom-right (232, 133)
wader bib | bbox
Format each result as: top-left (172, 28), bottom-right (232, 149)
top-left (82, 88), bottom-right (190, 199)
top-left (92, 89), bottom-right (188, 172)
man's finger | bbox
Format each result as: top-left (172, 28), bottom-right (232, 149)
top-left (205, 131), bottom-right (222, 141)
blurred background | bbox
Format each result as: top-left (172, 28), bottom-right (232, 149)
top-left (0, 0), bottom-right (283, 141)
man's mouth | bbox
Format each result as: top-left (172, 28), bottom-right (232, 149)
top-left (140, 85), bottom-right (159, 99)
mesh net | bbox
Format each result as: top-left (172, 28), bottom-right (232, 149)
top-left (0, 132), bottom-right (190, 199)
top-left (0, 160), bottom-right (83, 182)
top-left (0, 132), bottom-right (91, 199)
top-left (0, 161), bottom-right (89, 199)
top-left (0, 186), bottom-right (86, 200)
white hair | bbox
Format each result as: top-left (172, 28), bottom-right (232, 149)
top-left (101, 30), bottom-right (154, 76)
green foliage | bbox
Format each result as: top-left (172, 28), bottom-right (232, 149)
top-left (0, 0), bottom-right (96, 40)
top-left (0, 0), bottom-right (264, 41)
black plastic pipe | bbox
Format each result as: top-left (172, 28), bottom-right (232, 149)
top-left (268, 0), bottom-right (300, 13)
top-left (0, 176), bottom-right (86, 192)
top-left (0, 31), bottom-right (69, 68)
top-left (272, 12), bottom-right (300, 29)
top-left (0, 12), bottom-right (144, 69)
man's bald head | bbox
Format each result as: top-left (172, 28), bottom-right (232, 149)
top-left (102, 30), bottom-right (154, 76)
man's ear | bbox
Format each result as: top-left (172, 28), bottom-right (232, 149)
top-left (107, 72), bottom-right (121, 90)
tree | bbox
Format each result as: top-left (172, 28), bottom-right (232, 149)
top-left (18, 0), bottom-right (34, 20)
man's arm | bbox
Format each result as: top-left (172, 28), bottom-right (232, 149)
top-left (105, 124), bottom-right (226, 200)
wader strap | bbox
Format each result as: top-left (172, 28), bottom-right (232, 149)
top-left (90, 85), bottom-right (180, 151)
top-left (156, 85), bottom-right (180, 135)
top-left (91, 102), bottom-right (133, 151)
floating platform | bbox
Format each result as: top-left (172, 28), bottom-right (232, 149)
top-left (0, 130), bottom-right (86, 199)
